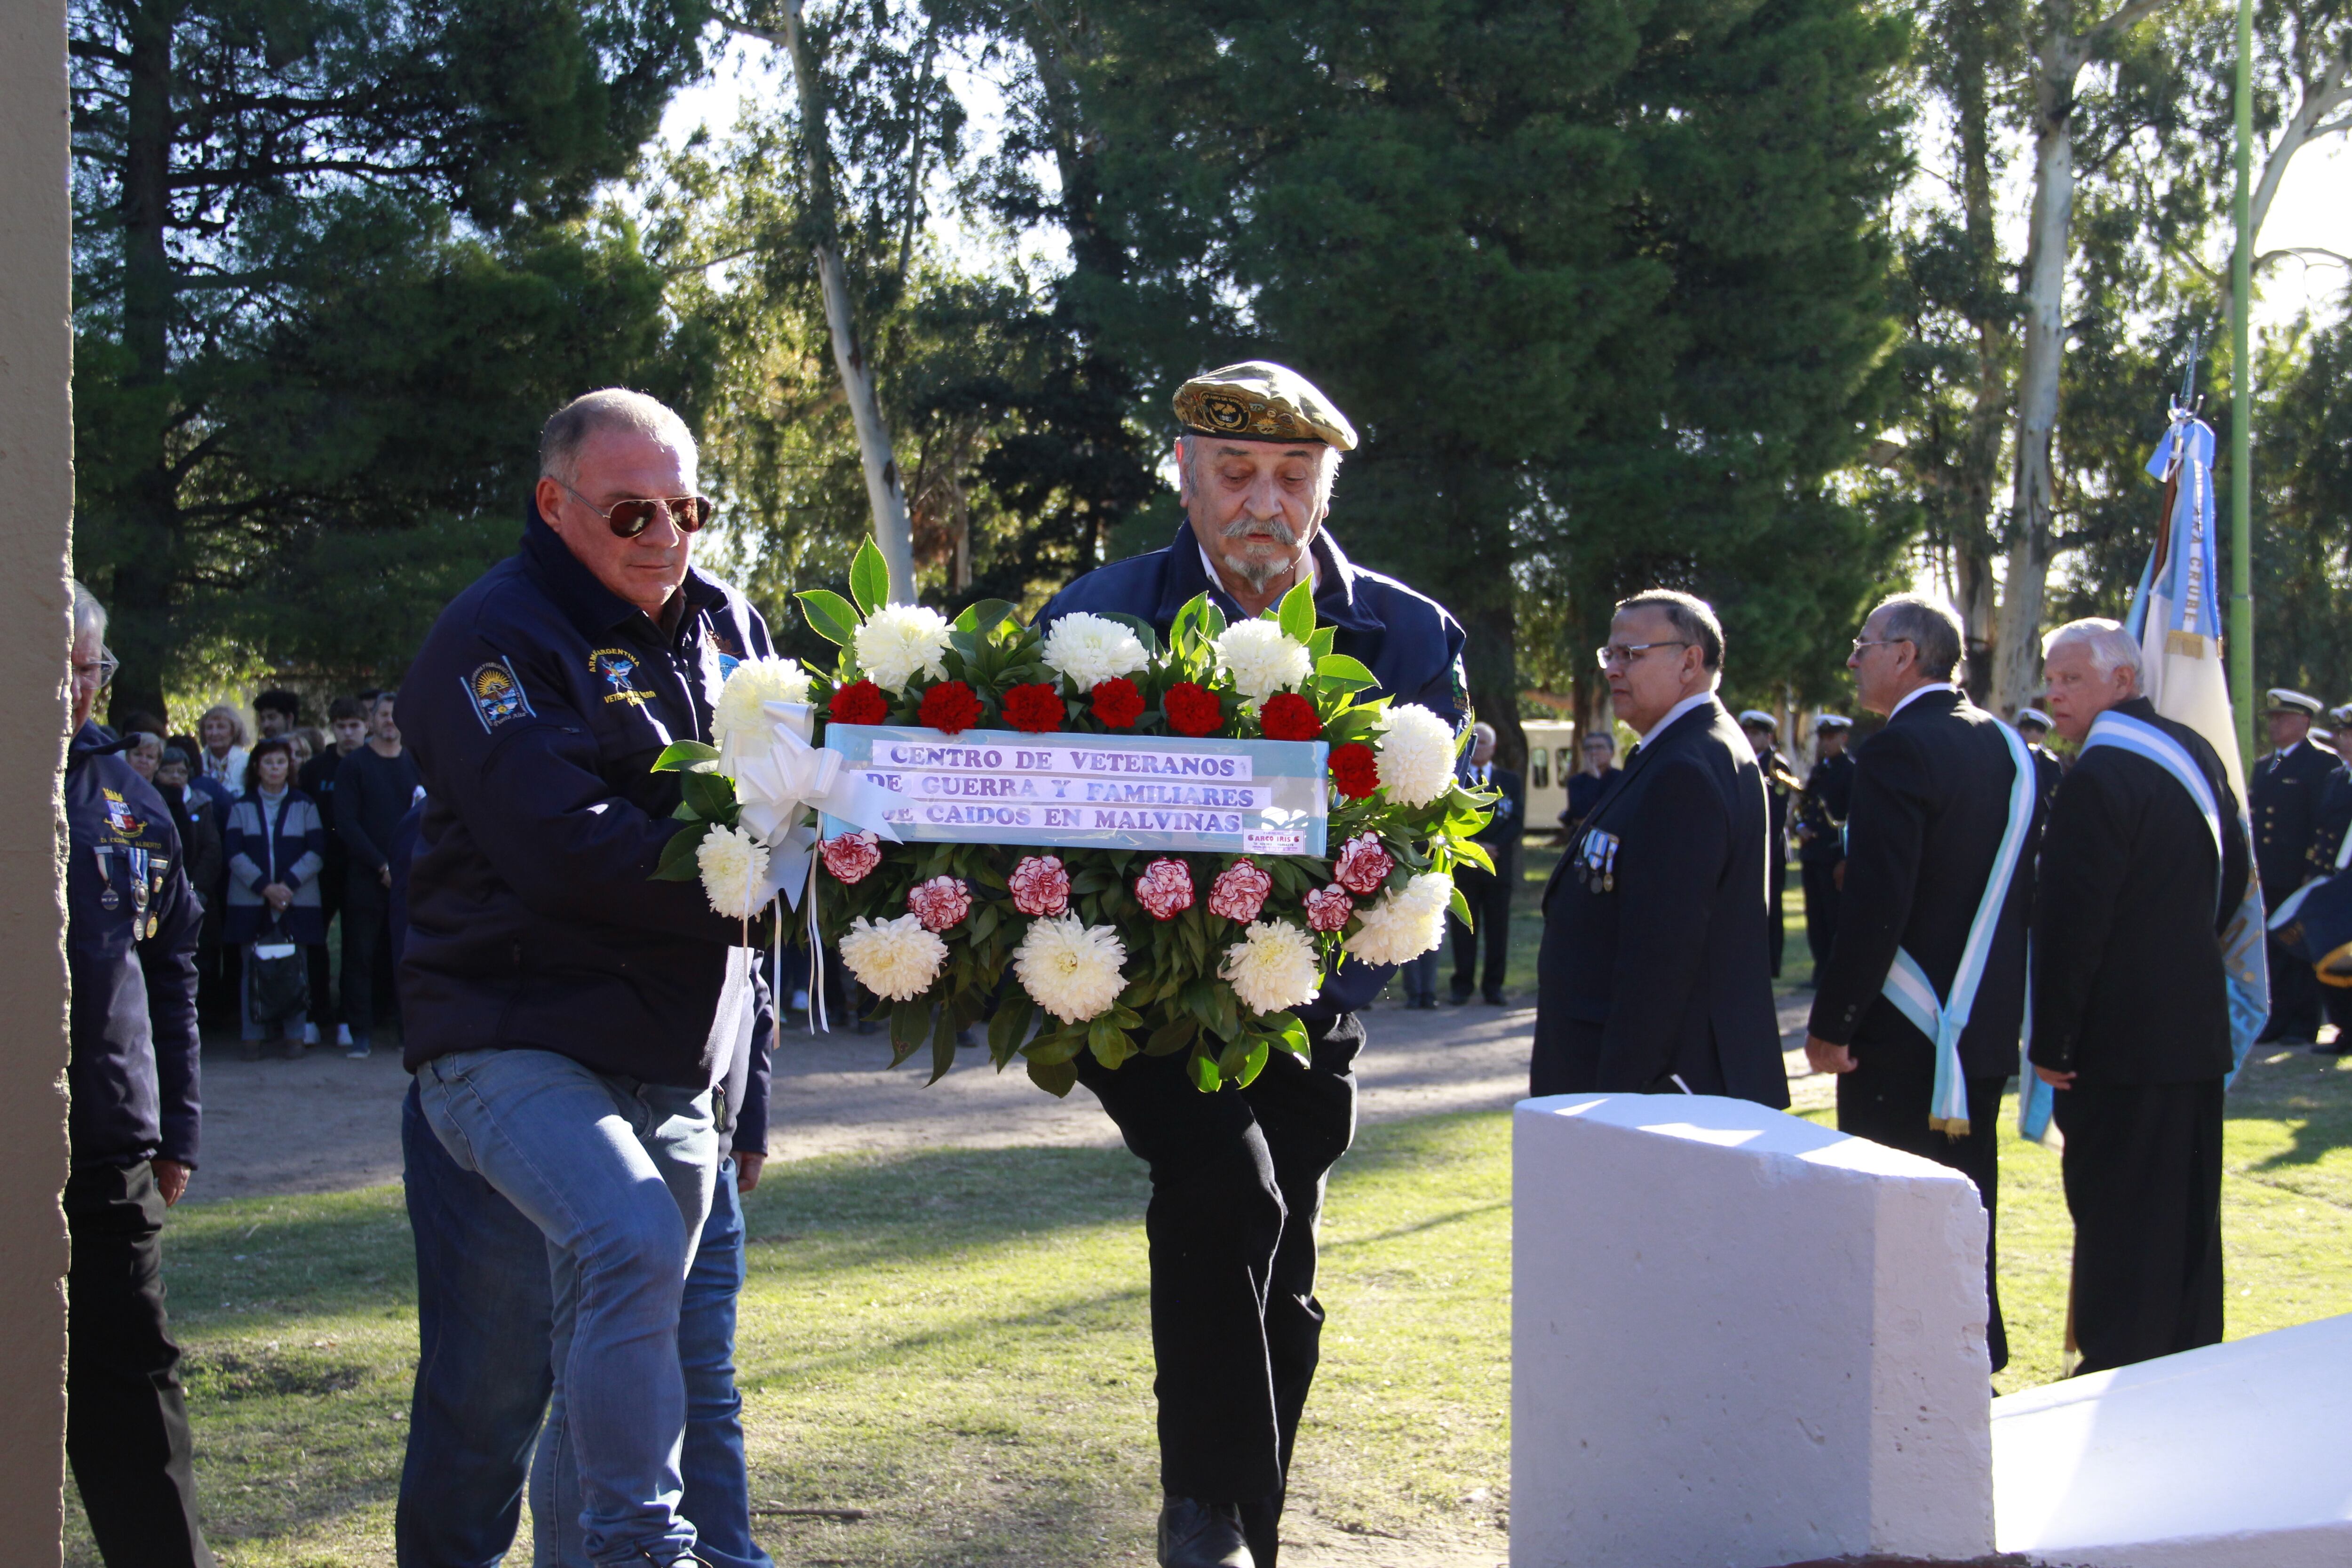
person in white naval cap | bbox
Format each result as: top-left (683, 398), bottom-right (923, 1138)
top-left (2254, 688), bottom-right (2333, 1041)
top-left (2014, 708), bottom-right (2066, 807)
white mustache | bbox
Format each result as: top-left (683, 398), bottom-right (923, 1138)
top-left (1220, 516), bottom-right (1299, 547)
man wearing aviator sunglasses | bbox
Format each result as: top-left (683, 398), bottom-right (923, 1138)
top-left (397, 388), bottom-right (777, 1568)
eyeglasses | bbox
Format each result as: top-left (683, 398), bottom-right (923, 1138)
top-left (71, 646), bottom-right (119, 687)
top-left (556, 478), bottom-right (714, 539)
top-left (1595, 640), bottom-right (1691, 670)
top-left (1850, 637), bottom-right (1908, 655)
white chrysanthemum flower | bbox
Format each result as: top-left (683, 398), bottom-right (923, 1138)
top-left (1013, 915), bottom-right (1128, 1023)
top-left (1040, 612), bottom-right (1149, 691)
top-left (712, 656), bottom-right (812, 763)
top-left (1220, 921), bottom-right (1322, 1016)
top-left (1214, 618), bottom-right (1314, 701)
top-left (696, 825), bottom-right (772, 921)
top-left (1343, 872), bottom-right (1454, 965)
top-left (1376, 703), bottom-right (1459, 807)
top-left (852, 604), bottom-right (953, 693)
top-left (837, 913), bottom-right (948, 1002)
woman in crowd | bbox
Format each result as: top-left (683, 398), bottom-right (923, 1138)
top-left (153, 746), bottom-right (223, 930)
top-left (123, 731), bottom-right (163, 782)
top-left (197, 704), bottom-right (248, 796)
top-left (222, 736), bottom-right (326, 1061)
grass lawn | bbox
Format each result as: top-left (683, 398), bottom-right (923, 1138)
top-left (74, 859), bottom-right (2352, 1562)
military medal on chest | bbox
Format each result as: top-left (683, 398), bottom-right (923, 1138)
top-left (1579, 828), bottom-right (1621, 893)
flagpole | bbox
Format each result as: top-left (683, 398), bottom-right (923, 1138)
top-left (2229, 0), bottom-right (2256, 772)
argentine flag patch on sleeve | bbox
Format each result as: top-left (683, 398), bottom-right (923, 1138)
top-left (465, 658), bottom-right (534, 732)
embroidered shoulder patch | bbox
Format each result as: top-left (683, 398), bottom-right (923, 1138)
top-left (465, 659), bottom-right (534, 732)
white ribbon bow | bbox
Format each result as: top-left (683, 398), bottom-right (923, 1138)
top-left (728, 700), bottom-right (903, 910)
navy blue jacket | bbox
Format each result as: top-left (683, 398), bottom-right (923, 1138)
top-left (399, 503), bottom-right (775, 1088)
top-left (1040, 523), bottom-right (1469, 1017)
top-left (66, 723), bottom-right (204, 1169)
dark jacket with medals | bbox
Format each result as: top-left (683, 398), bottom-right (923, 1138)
top-left (1796, 749), bottom-right (1855, 865)
top-left (67, 723), bottom-right (204, 1169)
top-left (1807, 688), bottom-right (2043, 1076)
top-left (1533, 696), bottom-right (1788, 1106)
top-left (400, 502), bottom-right (775, 1088)
top-left (2029, 696), bottom-right (2251, 1084)
top-left (2251, 738), bottom-right (2335, 904)
top-left (1040, 522), bottom-right (1468, 1019)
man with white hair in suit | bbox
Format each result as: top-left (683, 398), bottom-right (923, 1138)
top-left (2031, 617), bottom-right (2250, 1372)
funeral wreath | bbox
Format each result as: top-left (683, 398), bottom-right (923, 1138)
top-left (649, 540), bottom-right (1496, 1096)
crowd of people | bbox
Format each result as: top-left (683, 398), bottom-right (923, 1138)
top-left (57, 366), bottom-right (2328, 1568)
top-left (111, 686), bottom-right (419, 1062)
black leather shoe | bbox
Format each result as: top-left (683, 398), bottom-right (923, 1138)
top-left (1159, 1496), bottom-right (1254, 1567)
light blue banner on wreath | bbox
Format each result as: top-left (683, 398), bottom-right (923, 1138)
top-left (818, 724), bottom-right (1330, 857)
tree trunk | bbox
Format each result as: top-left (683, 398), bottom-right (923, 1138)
top-left (1952, 47), bottom-right (2010, 704)
top-left (1990, 46), bottom-right (2081, 719)
top-left (772, 0), bottom-right (917, 605)
top-left (110, 0), bottom-right (179, 726)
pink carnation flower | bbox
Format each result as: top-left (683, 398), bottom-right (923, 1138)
top-left (1332, 832), bottom-right (1396, 896)
top-left (1304, 884), bottom-right (1355, 932)
top-left (821, 831), bottom-right (882, 885)
top-left (1207, 859), bottom-right (1274, 923)
top-left (1009, 855), bottom-right (1071, 917)
top-left (906, 876), bottom-right (971, 932)
top-left (1133, 857), bottom-right (1195, 921)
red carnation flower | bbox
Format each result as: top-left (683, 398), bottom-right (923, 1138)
top-left (1002, 682), bottom-right (1064, 734)
top-left (907, 875), bottom-right (972, 932)
top-left (1259, 692), bottom-right (1323, 742)
top-left (917, 679), bottom-right (983, 735)
top-left (1329, 741), bottom-right (1380, 800)
top-left (1164, 681), bottom-right (1223, 737)
top-left (1207, 859), bottom-right (1274, 923)
top-left (1091, 677), bottom-right (1145, 730)
top-left (1009, 854), bottom-right (1071, 917)
top-left (1133, 857), bottom-right (1194, 921)
top-left (829, 679), bottom-right (889, 727)
top-left (1333, 832), bottom-right (1396, 895)
top-left (1304, 884), bottom-right (1354, 932)
top-left (820, 830), bottom-right (882, 885)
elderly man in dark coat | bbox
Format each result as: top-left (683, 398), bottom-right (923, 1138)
top-left (2031, 618), bottom-right (2250, 1374)
top-left (1803, 594), bottom-right (2043, 1374)
top-left (1532, 589), bottom-right (1788, 1107)
top-left (1037, 361), bottom-right (1467, 1568)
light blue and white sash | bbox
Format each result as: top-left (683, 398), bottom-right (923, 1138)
top-left (1877, 721), bottom-right (2037, 1136)
top-left (2018, 708), bottom-right (2230, 1142)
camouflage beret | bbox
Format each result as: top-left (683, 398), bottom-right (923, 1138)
top-left (1173, 361), bottom-right (1358, 452)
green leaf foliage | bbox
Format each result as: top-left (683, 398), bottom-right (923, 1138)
top-left (798, 590), bottom-right (861, 647)
top-left (849, 539), bottom-right (890, 616)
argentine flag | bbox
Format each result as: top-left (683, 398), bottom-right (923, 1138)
top-left (2019, 408), bottom-right (2269, 1141)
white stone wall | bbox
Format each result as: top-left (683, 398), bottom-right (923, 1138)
top-left (1512, 1092), bottom-right (1994, 1568)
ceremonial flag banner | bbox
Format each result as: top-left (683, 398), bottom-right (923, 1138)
top-left (647, 540), bottom-right (1494, 1095)
top-left (2021, 407), bottom-right (2269, 1141)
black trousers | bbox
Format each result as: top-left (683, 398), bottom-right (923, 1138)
top-left (2055, 1078), bottom-right (2225, 1375)
top-left (1449, 848), bottom-right (1514, 1000)
top-left (1800, 858), bottom-right (1842, 968)
top-left (65, 1162), bottom-right (215, 1568)
top-left (1074, 1014), bottom-right (1362, 1568)
top-left (307, 863), bottom-right (344, 1028)
top-left (1836, 1041), bottom-right (2010, 1372)
top-left (1766, 859), bottom-right (1786, 978)
top-left (2263, 931), bottom-right (2322, 1039)
top-left (342, 875), bottom-right (393, 1039)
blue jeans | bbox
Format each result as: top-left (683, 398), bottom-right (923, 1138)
top-left (413, 1048), bottom-right (718, 1566)
top-left (396, 1083), bottom-right (771, 1567)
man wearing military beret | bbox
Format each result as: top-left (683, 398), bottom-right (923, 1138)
top-left (2253, 689), bottom-right (2334, 1042)
top-left (1038, 361), bottom-right (1468, 1568)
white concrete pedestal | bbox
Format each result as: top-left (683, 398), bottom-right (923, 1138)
top-left (1993, 1311), bottom-right (2352, 1566)
top-left (1512, 1093), bottom-right (1994, 1568)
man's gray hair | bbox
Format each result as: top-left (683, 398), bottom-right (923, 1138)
top-left (1873, 592), bottom-right (1964, 680)
top-left (2044, 617), bottom-right (2143, 677)
top-left (539, 389), bottom-right (697, 483)
top-left (1616, 588), bottom-right (1724, 673)
top-left (71, 580), bottom-right (107, 642)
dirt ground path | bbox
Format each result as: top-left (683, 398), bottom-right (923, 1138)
top-left (189, 992), bottom-right (1829, 1203)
